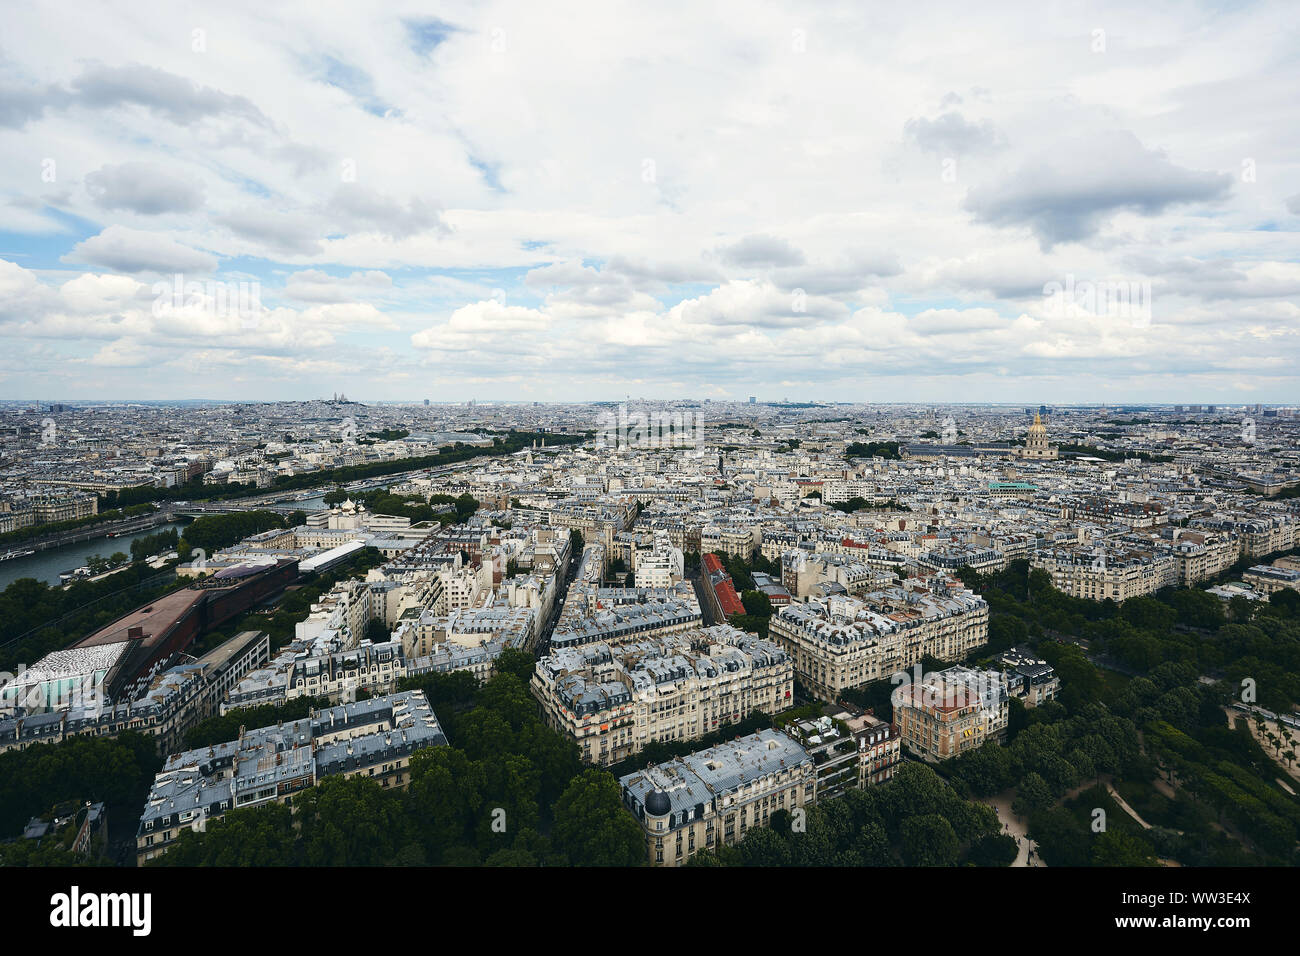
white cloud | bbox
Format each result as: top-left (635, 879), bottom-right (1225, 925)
top-left (0, 0), bottom-right (1294, 400)
top-left (65, 225), bottom-right (218, 274)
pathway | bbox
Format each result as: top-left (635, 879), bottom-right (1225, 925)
top-left (979, 791), bottom-right (1046, 867)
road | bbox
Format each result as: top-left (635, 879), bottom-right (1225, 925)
top-left (531, 547), bottom-right (581, 655)
top-left (689, 570), bottom-right (718, 626)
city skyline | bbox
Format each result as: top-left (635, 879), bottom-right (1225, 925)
top-left (1, 1), bottom-right (1298, 403)
top-left (0, 396), bottom-right (1297, 408)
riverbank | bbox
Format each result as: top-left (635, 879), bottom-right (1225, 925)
top-left (0, 519), bottom-right (187, 589)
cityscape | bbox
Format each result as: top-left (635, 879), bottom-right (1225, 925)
top-left (0, 0), bottom-right (1294, 940)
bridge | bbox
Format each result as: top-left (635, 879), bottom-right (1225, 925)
top-left (169, 502), bottom-right (312, 519)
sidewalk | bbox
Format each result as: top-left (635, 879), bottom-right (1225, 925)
top-left (979, 791), bottom-right (1046, 867)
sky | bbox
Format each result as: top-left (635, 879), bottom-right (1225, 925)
top-left (0, 0), bottom-right (1297, 404)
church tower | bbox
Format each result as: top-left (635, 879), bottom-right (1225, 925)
top-left (1020, 411), bottom-right (1058, 459)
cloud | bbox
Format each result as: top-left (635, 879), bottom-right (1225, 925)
top-left (65, 225), bottom-right (218, 274)
top-left (772, 254), bottom-right (903, 295)
top-left (0, 81), bottom-right (66, 128)
top-left (605, 256), bottom-right (721, 286)
top-left (69, 63), bottom-right (270, 126)
top-left (85, 161), bottom-right (205, 215)
top-left (714, 235), bottom-right (806, 269)
top-left (0, 259), bottom-right (57, 322)
top-left (215, 208), bottom-right (324, 257)
top-left (282, 269), bottom-right (393, 303)
top-left (411, 299), bottom-right (551, 352)
top-left (965, 130), bottom-right (1233, 247)
top-left (308, 55), bottom-right (393, 117)
top-left (326, 185), bottom-right (449, 238)
top-left (668, 279), bottom-right (848, 328)
top-left (905, 111), bottom-right (1005, 155)
top-left (0, 4), bottom-right (1296, 401)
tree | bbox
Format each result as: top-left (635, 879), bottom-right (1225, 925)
top-left (153, 802), bottom-right (298, 866)
top-left (298, 776), bottom-right (414, 866)
top-left (881, 761), bottom-right (951, 820)
top-left (950, 742), bottom-right (1014, 796)
top-left (1011, 772), bottom-right (1053, 818)
top-left (1091, 830), bottom-right (1159, 867)
top-left (0, 732), bottom-right (161, 836)
top-left (494, 648), bottom-right (537, 684)
top-left (550, 770), bottom-right (644, 866)
top-left (1028, 808), bottom-right (1090, 867)
top-left (899, 814), bottom-right (959, 866)
top-left (1038, 642), bottom-right (1104, 710)
top-left (741, 589), bottom-right (773, 618)
top-left (454, 494), bottom-right (480, 522)
top-left (966, 832), bottom-right (1018, 867)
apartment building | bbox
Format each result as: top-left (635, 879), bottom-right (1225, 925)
top-left (999, 646), bottom-right (1060, 707)
top-left (550, 583), bottom-right (702, 649)
top-left (783, 704), bottom-right (901, 798)
top-left (620, 729), bottom-right (816, 866)
top-left (532, 625), bottom-right (794, 765)
top-left (1242, 564), bottom-right (1300, 595)
top-left (781, 551), bottom-right (898, 600)
top-left (223, 601), bottom-right (535, 711)
top-left (0, 490), bottom-right (98, 529)
top-left (843, 706), bottom-right (903, 786)
top-left (768, 576), bottom-right (989, 702)
top-left (700, 523), bottom-right (760, 560)
top-left (226, 639), bottom-right (405, 711)
top-left (1192, 513), bottom-right (1298, 558)
top-left (136, 691), bottom-right (446, 864)
top-left (1170, 529), bottom-right (1240, 586)
top-left (893, 665), bottom-right (1009, 762)
top-left (634, 530), bottom-right (685, 588)
top-left (1031, 544), bottom-right (1176, 601)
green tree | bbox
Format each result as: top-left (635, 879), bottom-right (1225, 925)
top-left (899, 814), bottom-right (960, 866)
top-left (550, 770), bottom-right (644, 866)
top-left (1090, 830), bottom-right (1159, 867)
top-left (494, 648), bottom-right (537, 684)
top-left (1011, 772), bottom-right (1053, 818)
top-left (966, 832), bottom-right (1019, 866)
